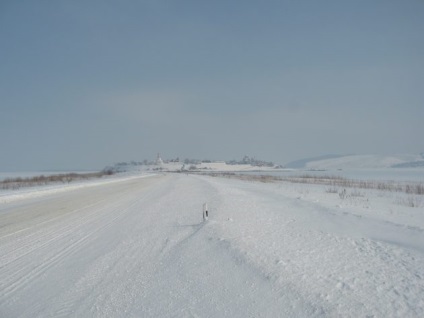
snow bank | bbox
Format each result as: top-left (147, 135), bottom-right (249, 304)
top-left (198, 175), bottom-right (424, 317)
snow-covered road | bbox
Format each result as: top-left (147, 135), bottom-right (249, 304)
top-left (1, 174), bottom-right (423, 317)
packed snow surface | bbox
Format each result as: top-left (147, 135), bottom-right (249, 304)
top-left (1, 173), bottom-right (423, 317)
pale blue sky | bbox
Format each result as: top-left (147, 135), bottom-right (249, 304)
top-left (1, 0), bottom-right (423, 170)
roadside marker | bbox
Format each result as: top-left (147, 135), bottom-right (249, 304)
top-left (203, 203), bottom-right (208, 221)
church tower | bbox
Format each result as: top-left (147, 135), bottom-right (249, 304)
top-left (155, 153), bottom-right (163, 165)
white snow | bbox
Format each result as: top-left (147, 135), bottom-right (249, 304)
top-left (1, 172), bottom-right (423, 317)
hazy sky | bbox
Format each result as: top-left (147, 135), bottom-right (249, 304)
top-left (1, 0), bottom-right (423, 171)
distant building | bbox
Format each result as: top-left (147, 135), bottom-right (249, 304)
top-left (155, 153), bottom-right (163, 165)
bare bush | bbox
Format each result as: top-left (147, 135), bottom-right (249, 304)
top-left (326, 187), bottom-right (339, 193)
top-left (201, 172), bottom-right (424, 196)
top-left (0, 171), bottom-right (114, 190)
top-left (350, 189), bottom-right (365, 197)
top-left (396, 196), bottom-right (423, 208)
top-left (281, 175), bottom-right (423, 196)
top-left (406, 184), bottom-right (424, 195)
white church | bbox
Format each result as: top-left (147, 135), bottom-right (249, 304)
top-left (155, 153), bottom-right (163, 165)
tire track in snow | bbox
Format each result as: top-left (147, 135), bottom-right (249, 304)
top-left (0, 175), bottom-right (167, 311)
top-left (0, 195), bottom-right (125, 287)
top-left (24, 175), bottom-right (173, 317)
top-left (1, 205), bottom-right (123, 301)
top-left (0, 197), bottom-right (114, 267)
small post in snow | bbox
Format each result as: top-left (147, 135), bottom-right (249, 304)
top-left (203, 203), bottom-right (208, 221)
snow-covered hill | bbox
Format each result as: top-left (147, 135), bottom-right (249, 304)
top-left (302, 154), bottom-right (424, 170)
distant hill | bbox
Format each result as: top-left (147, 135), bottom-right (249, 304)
top-left (285, 154), bottom-right (347, 169)
top-left (287, 154), bottom-right (424, 170)
top-left (391, 161), bottom-right (424, 168)
top-left (105, 154), bottom-right (424, 173)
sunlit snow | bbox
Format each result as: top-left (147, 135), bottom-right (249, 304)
top-left (1, 172), bottom-right (423, 317)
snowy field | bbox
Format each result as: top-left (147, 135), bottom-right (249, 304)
top-left (238, 168), bottom-right (424, 183)
top-left (1, 173), bottom-right (423, 317)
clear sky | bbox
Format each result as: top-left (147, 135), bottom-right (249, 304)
top-left (1, 0), bottom-right (423, 171)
